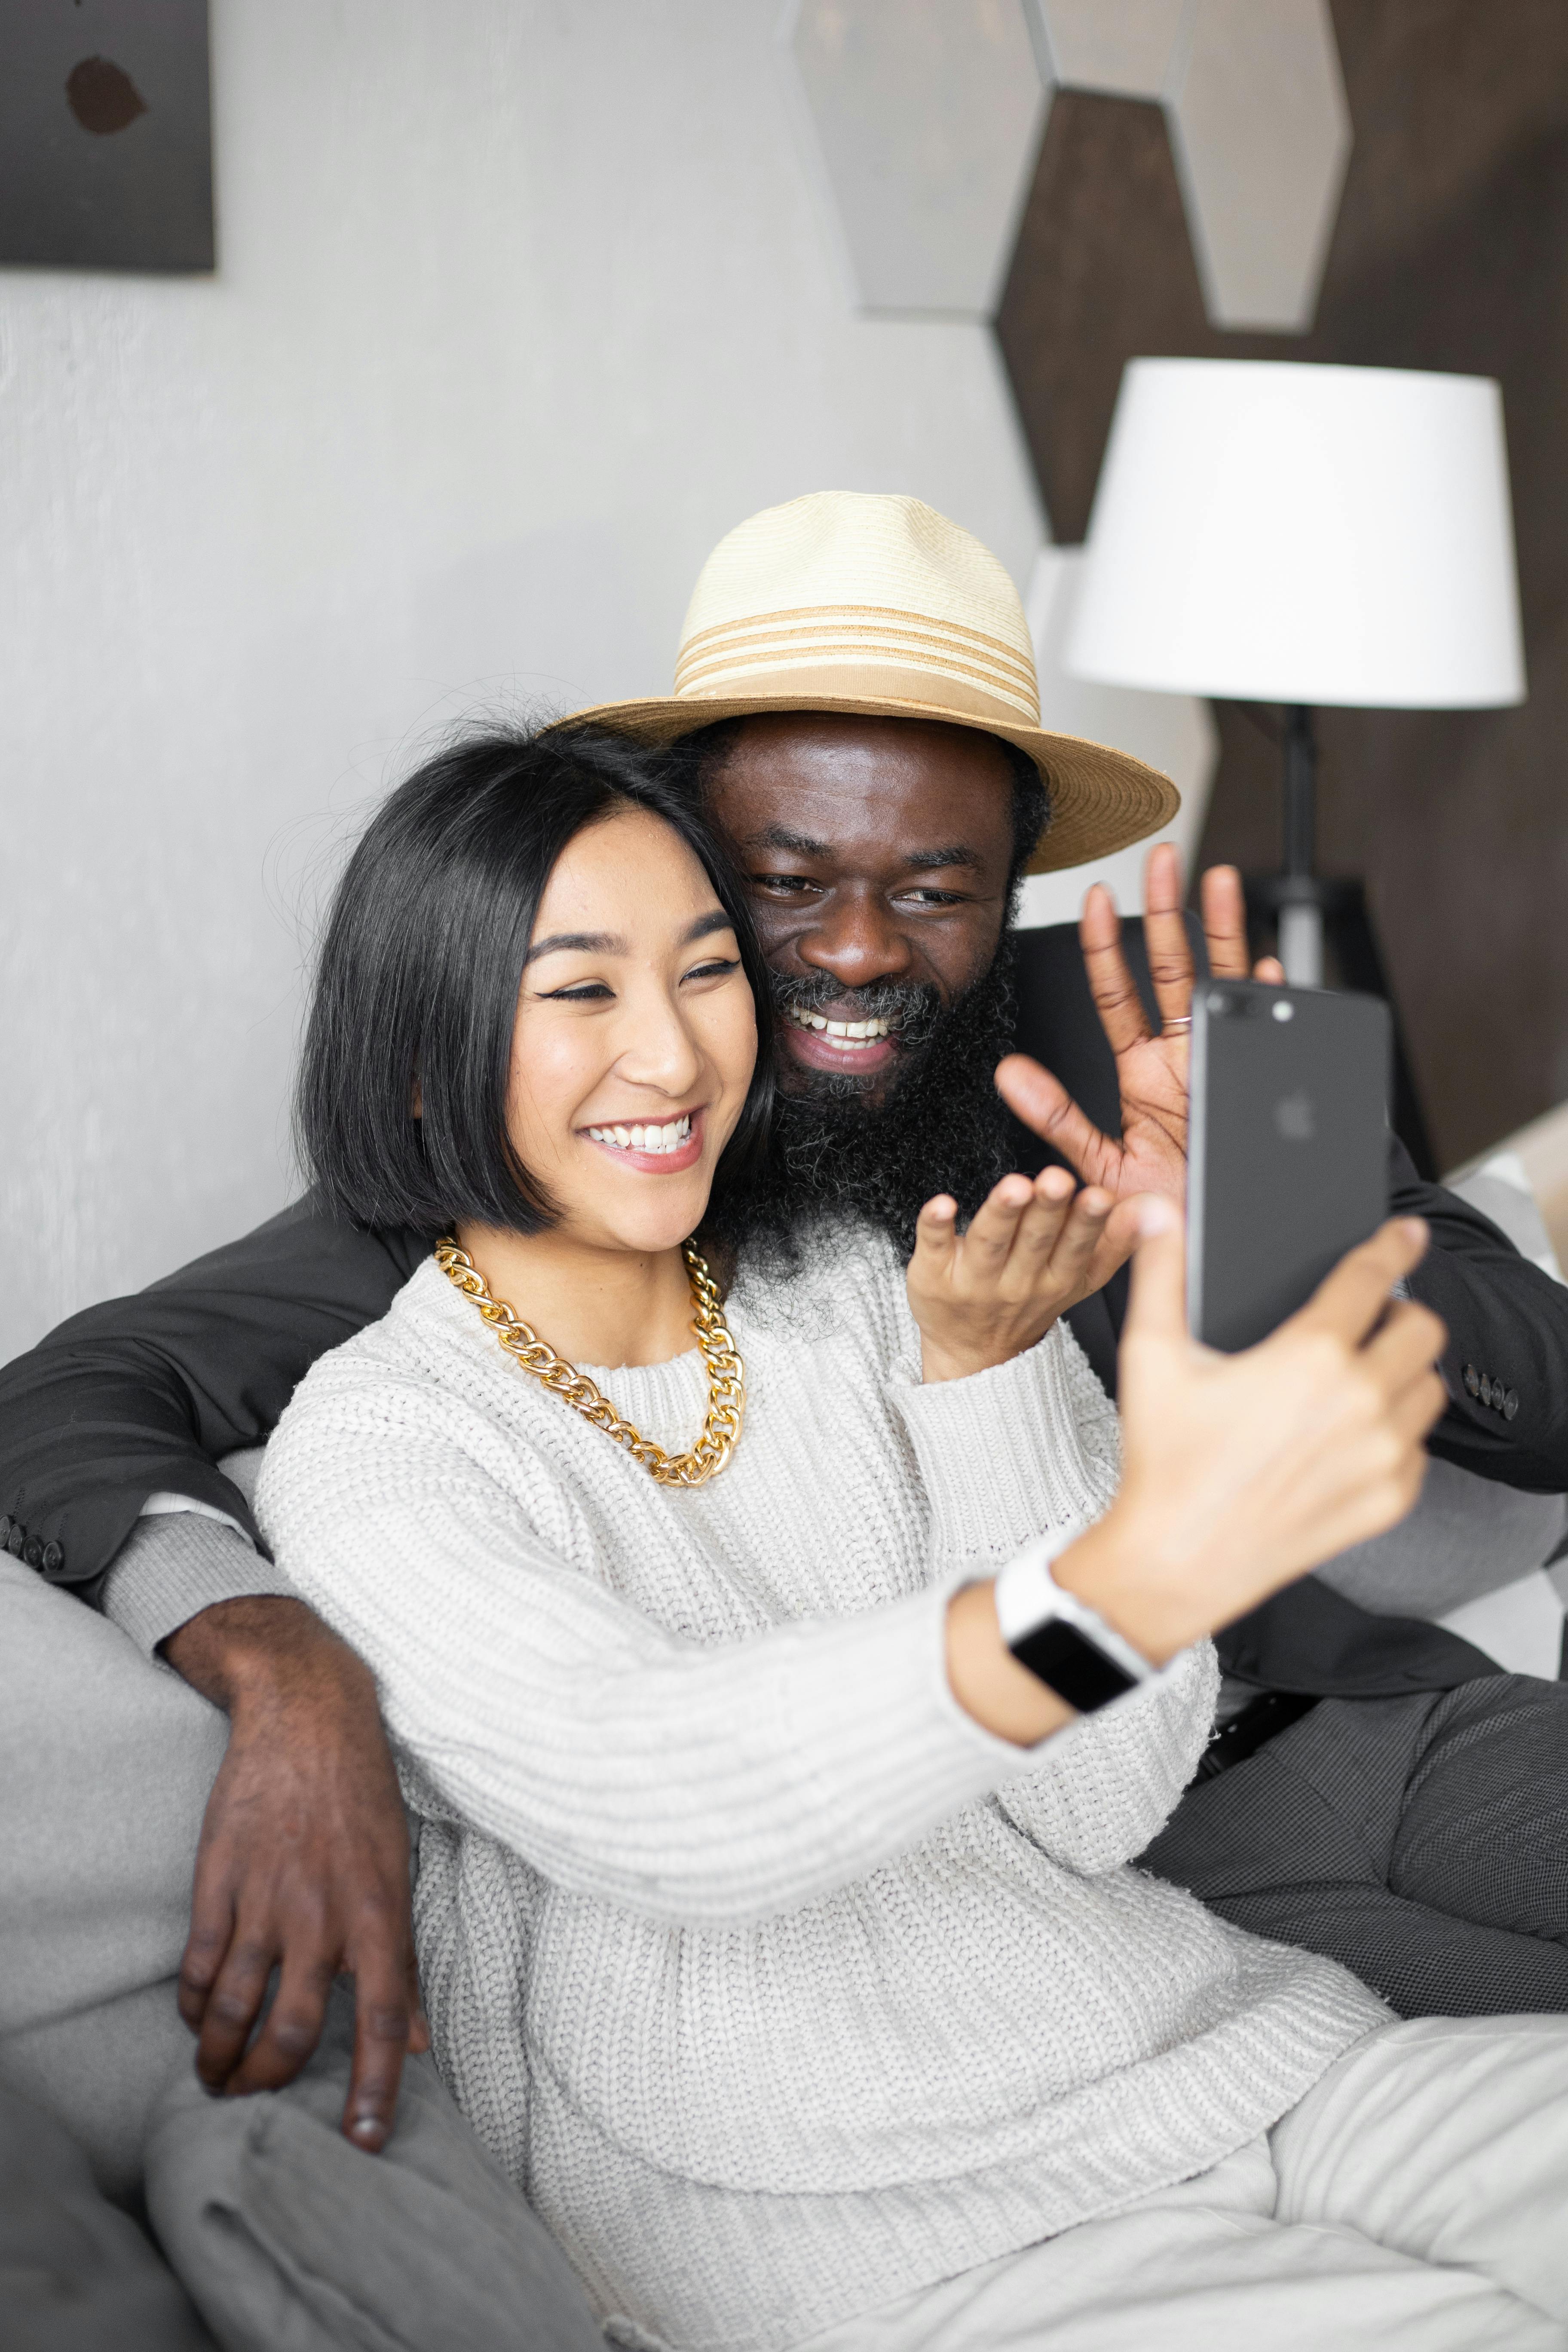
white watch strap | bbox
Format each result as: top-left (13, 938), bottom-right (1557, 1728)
top-left (993, 1526), bottom-right (1160, 1686)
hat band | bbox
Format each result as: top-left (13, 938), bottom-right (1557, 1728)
top-left (674, 603), bottom-right (1038, 723)
top-left (669, 653), bottom-right (1037, 728)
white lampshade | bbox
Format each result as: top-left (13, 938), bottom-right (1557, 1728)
top-left (1066, 358), bottom-right (1526, 709)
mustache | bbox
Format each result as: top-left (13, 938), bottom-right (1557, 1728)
top-left (769, 968), bottom-right (943, 1051)
top-left (705, 936), bottom-right (1021, 1265)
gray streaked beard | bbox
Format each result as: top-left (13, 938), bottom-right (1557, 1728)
top-left (707, 937), bottom-right (1019, 1267)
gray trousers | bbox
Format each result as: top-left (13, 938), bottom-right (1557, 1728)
top-left (1139, 1673), bottom-right (1568, 2016)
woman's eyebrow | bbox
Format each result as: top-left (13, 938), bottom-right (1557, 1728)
top-left (524, 931), bottom-right (625, 965)
top-left (524, 911), bottom-right (732, 967)
top-left (680, 910), bottom-right (734, 945)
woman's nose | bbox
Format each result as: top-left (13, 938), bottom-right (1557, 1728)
top-left (616, 995), bottom-right (704, 1096)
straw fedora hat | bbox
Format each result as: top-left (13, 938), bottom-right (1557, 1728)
top-left (558, 491), bottom-right (1179, 874)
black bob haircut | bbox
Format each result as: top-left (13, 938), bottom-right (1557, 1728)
top-left (297, 725), bottom-right (775, 1235)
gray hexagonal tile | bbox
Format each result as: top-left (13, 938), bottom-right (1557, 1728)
top-left (1165, 0), bottom-right (1351, 331)
top-left (1029, 0), bottom-right (1185, 102)
top-left (786, 0), bottom-right (1050, 317)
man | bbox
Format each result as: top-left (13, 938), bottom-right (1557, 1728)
top-left (6, 492), bottom-right (1568, 2158)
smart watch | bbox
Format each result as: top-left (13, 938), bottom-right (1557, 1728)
top-left (992, 1526), bottom-right (1161, 1715)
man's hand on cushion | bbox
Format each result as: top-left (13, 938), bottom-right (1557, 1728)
top-left (162, 1594), bottom-right (428, 2151)
top-left (995, 848), bottom-right (1286, 1207)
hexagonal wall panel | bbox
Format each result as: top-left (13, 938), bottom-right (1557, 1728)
top-left (1166, 0), bottom-right (1351, 331)
top-left (787, 0), bottom-right (1349, 337)
top-left (1029, 0), bottom-right (1185, 101)
top-left (786, 0), bottom-right (1049, 317)
top-left (1015, 547), bottom-right (1217, 929)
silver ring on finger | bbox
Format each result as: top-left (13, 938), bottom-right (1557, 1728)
top-left (1162, 1016), bottom-right (1193, 1032)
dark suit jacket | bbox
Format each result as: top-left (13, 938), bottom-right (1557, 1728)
top-left (3, 922), bottom-right (1565, 1697)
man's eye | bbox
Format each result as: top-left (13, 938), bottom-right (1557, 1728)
top-left (752, 873), bottom-right (823, 897)
top-left (894, 888), bottom-right (965, 909)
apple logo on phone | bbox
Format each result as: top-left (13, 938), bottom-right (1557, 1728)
top-left (1275, 1091), bottom-right (1316, 1142)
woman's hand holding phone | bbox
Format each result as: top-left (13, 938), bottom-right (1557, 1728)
top-left (944, 1202), bottom-right (1447, 1749)
top-left (1060, 1202), bottom-right (1448, 1664)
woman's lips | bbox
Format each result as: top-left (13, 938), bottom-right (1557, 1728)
top-left (581, 1106), bottom-right (706, 1175)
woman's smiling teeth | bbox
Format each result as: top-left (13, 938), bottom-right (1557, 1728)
top-left (586, 1115), bottom-right (692, 1154)
top-left (785, 1005), bottom-right (891, 1053)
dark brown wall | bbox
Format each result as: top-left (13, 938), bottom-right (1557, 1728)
top-left (995, 1), bottom-right (1568, 1169)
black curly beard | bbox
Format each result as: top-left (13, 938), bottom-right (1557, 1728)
top-left (710, 938), bottom-right (1018, 1266)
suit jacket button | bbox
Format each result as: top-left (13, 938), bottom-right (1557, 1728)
top-left (1464, 1365), bottom-right (1481, 1396)
top-left (1505, 1389), bottom-right (1520, 1419)
top-left (5, 1523), bottom-right (23, 1557)
top-left (0, 1516), bottom-right (9, 1547)
top-left (1480, 1374), bottom-right (1493, 1406)
top-left (22, 1537), bottom-right (42, 1568)
top-left (41, 1540), bottom-right (64, 1573)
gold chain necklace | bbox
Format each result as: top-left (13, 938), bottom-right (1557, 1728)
top-left (434, 1236), bottom-right (745, 1486)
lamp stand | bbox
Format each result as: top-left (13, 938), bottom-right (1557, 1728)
top-left (1276, 704), bottom-right (1323, 988)
top-left (1240, 704), bottom-right (1438, 1179)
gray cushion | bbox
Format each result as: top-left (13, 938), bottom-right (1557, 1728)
top-left (0, 1978), bottom-right (193, 2210)
top-left (0, 1556), bottom-right (224, 2042)
top-left (0, 1555), bottom-right (225, 2195)
top-left (0, 2076), bottom-right (214, 2351)
top-left (145, 1986), bottom-right (604, 2352)
top-left (1314, 1453), bottom-right (1567, 1623)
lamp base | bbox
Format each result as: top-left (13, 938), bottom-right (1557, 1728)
top-left (1276, 901), bottom-right (1324, 989)
top-left (1243, 873), bottom-right (1436, 1179)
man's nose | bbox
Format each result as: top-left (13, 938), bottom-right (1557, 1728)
top-left (795, 894), bottom-right (913, 992)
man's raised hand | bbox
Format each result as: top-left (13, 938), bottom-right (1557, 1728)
top-left (907, 1165), bottom-right (1142, 1382)
top-left (995, 845), bottom-right (1285, 1209)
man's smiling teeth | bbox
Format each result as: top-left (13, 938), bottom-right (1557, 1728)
top-left (786, 1005), bottom-right (891, 1051)
top-left (586, 1115), bottom-right (692, 1154)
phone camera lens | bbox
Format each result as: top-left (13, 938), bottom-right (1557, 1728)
top-left (1272, 1000), bottom-right (1295, 1023)
top-left (1207, 991), bottom-right (1228, 1014)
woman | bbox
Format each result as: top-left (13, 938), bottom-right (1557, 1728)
top-left (260, 725), bottom-right (1568, 2352)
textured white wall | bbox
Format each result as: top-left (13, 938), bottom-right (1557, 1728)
top-left (0, 0), bottom-right (1043, 1359)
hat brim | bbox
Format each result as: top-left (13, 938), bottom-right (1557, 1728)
top-left (549, 692), bottom-right (1180, 876)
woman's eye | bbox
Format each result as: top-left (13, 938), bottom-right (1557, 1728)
top-left (542, 982), bottom-right (615, 1002)
top-left (684, 957), bottom-right (741, 984)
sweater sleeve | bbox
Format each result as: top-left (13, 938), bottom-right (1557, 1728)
top-left (98, 1510), bottom-right (297, 1657)
top-left (889, 1317), bottom-right (1122, 1573)
top-left (992, 1641), bottom-right (1219, 1874)
top-left (882, 1289), bottom-right (1207, 1874)
top-left (257, 1366), bottom-right (1043, 1929)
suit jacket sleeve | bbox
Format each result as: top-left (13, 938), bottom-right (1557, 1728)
top-left (0, 1195), bottom-right (427, 1588)
top-left (1387, 1133), bottom-right (1568, 1491)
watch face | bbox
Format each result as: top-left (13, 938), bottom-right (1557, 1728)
top-left (1011, 1617), bottom-right (1139, 1714)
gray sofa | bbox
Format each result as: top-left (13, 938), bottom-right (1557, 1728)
top-left (6, 1145), bottom-right (1566, 2342)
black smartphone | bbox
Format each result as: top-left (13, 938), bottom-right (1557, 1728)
top-left (1188, 979), bottom-right (1391, 1353)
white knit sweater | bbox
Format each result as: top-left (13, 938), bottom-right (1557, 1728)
top-left (258, 1226), bottom-right (1388, 2352)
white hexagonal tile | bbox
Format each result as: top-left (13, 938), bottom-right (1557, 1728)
top-left (1014, 546), bottom-right (1217, 931)
top-left (1029, 0), bottom-right (1186, 101)
top-left (786, 0), bottom-right (1050, 317)
top-left (1165, 0), bottom-right (1351, 331)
